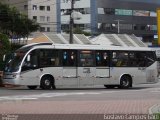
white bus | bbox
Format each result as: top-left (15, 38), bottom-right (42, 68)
top-left (3, 43), bottom-right (158, 89)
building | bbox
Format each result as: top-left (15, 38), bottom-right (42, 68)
top-left (58, 0), bottom-right (160, 42)
top-left (59, 0), bottom-right (91, 33)
top-left (4, 0), bottom-right (57, 33)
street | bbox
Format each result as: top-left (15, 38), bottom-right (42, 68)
top-left (0, 84), bottom-right (160, 103)
top-left (0, 82), bottom-right (159, 119)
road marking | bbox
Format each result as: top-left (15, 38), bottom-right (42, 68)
top-left (0, 91), bottom-right (118, 101)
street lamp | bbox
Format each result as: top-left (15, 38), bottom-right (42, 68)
top-left (114, 20), bottom-right (123, 34)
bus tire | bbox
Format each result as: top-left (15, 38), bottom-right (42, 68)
top-left (27, 86), bottom-right (37, 90)
top-left (40, 76), bottom-right (53, 90)
top-left (52, 84), bottom-right (56, 90)
top-left (120, 75), bottom-right (132, 89)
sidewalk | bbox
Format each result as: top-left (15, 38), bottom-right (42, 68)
top-left (0, 100), bottom-right (159, 114)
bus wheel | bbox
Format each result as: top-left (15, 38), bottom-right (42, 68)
top-left (40, 76), bottom-right (53, 90)
top-left (27, 86), bottom-right (37, 90)
top-left (52, 84), bottom-right (56, 90)
top-left (120, 75), bottom-right (132, 89)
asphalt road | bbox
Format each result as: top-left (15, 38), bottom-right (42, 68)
top-left (0, 83), bottom-right (160, 101)
top-left (0, 82), bottom-right (160, 120)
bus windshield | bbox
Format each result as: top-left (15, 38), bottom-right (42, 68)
top-left (4, 49), bottom-right (29, 72)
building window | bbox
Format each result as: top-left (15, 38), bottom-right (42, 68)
top-left (33, 5), bottom-right (37, 10)
top-left (39, 6), bottom-right (45, 11)
top-left (61, 24), bottom-right (69, 31)
top-left (61, 9), bottom-right (71, 15)
top-left (24, 5), bottom-right (28, 10)
top-left (72, 8), bottom-right (90, 15)
top-left (150, 25), bottom-right (157, 30)
top-left (47, 27), bottom-right (50, 32)
top-left (47, 6), bottom-right (50, 11)
top-left (98, 8), bottom-right (104, 14)
top-left (40, 27), bottom-right (45, 32)
top-left (33, 16), bottom-right (37, 21)
top-left (104, 8), bottom-right (115, 15)
top-left (40, 16), bottom-right (45, 22)
top-left (119, 24), bottom-right (132, 30)
top-left (150, 11), bottom-right (157, 17)
top-left (47, 16), bottom-right (50, 22)
top-left (84, 8), bottom-right (90, 14)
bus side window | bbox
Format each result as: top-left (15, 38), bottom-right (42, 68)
top-left (111, 52), bottom-right (117, 67)
top-left (96, 51), bottom-right (109, 67)
top-left (111, 51), bottom-right (129, 67)
top-left (136, 52), bottom-right (146, 67)
top-left (39, 49), bottom-right (60, 67)
top-left (50, 50), bottom-right (60, 66)
top-left (145, 51), bottom-right (155, 67)
top-left (79, 50), bottom-right (94, 67)
top-left (62, 50), bottom-right (77, 66)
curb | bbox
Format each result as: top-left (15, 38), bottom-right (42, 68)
top-left (149, 104), bottom-right (160, 114)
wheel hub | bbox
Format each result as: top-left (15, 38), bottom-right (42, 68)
top-left (45, 79), bottom-right (50, 86)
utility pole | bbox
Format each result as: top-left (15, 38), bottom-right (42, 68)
top-left (69, 0), bottom-right (74, 44)
top-left (114, 20), bottom-right (123, 34)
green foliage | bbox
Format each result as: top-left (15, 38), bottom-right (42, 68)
top-left (0, 33), bottom-right (11, 70)
top-left (0, 2), bottom-right (40, 39)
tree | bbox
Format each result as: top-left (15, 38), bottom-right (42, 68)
top-left (0, 2), bottom-right (40, 40)
top-left (0, 33), bottom-right (11, 70)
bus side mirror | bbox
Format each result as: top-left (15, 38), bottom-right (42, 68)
top-left (27, 55), bottom-right (31, 62)
top-left (3, 55), bottom-right (6, 62)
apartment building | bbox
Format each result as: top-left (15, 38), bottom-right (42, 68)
top-left (4, 0), bottom-right (57, 33)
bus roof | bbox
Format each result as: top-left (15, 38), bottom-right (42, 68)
top-left (23, 42), bottom-right (153, 51)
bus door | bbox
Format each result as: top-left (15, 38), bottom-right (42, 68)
top-left (95, 51), bottom-right (110, 85)
top-left (78, 50), bottom-right (95, 87)
top-left (62, 50), bottom-right (78, 87)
